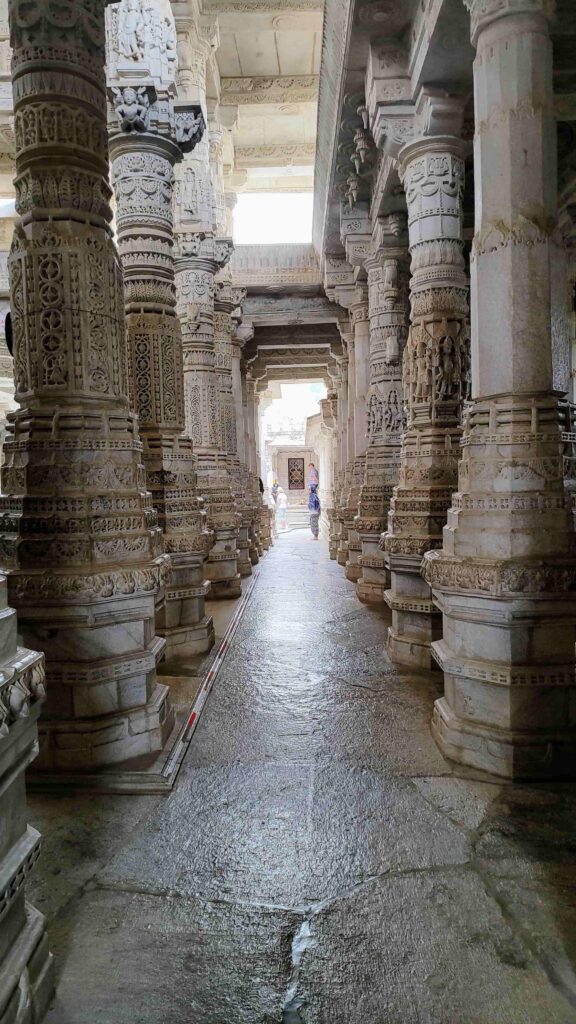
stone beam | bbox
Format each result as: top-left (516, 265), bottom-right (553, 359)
top-left (220, 76), bottom-right (318, 105)
top-left (234, 144), bottom-right (316, 168)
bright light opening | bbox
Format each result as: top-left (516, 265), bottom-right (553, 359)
top-left (233, 192), bottom-right (313, 244)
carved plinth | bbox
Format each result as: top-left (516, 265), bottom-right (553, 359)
top-left (424, 393), bottom-right (576, 778)
top-left (0, 574), bottom-right (53, 1022)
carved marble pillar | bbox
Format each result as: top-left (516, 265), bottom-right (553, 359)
top-left (356, 217), bottom-right (410, 604)
top-left (1, 0), bottom-right (174, 772)
top-left (173, 30), bottom-right (241, 600)
top-left (214, 281), bottom-right (252, 576)
top-left (176, 238), bottom-right (241, 599)
top-left (0, 581), bottom-right (53, 1020)
top-left (234, 322), bottom-right (263, 560)
top-left (337, 329), bottom-right (356, 566)
top-left (329, 354), bottom-right (348, 559)
top-left (423, 0), bottom-right (576, 779)
top-left (344, 289), bottom-right (370, 583)
top-left (108, 98), bottom-right (215, 658)
top-left (383, 96), bottom-right (469, 668)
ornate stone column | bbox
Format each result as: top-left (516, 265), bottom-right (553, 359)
top-left (214, 280), bottom-right (252, 576)
top-left (0, 580), bottom-right (53, 1019)
top-left (423, 0), bottom-right (576, 780)
top-left (344, 289), bottom-right (370, 583)
top-left (234, 321), bottom-right (263, 559)
top-left (107, 30), bottom-right (214, 658)
top-left (337, 326), bottom-right (356, 567)
top-left (328, 353), bottom-right (348, 559)
top-left (383, 92), bottom-right (469, 668)
top-left (356, 215), bottom-right (410, 604)
top-left (176, 237), bottom-right (241, 598)
top-left (1, 0), bottom-right (173, 772)
top-left (173, 29), bottom-right (241, 600)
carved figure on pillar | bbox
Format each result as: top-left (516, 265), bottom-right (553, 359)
top-left (356, 214), bottom-right (410, 603)
top-left (423, 0), bottom-right (576, 780)
top-left (382, 91), bottom-right (470, 668)
top-left (1, 0), bottom-right (175, 774)
top-left (107, 28), bottom-right (215, 658)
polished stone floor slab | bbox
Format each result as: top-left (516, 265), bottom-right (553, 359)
top-left (27, 532), bottom-right (576, 1022)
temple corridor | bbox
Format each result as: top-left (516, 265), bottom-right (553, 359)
top-left (26, 530), bottom-right (576, 1024)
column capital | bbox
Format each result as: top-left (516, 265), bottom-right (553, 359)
top-left (464, 0), bottom-right (555, 45)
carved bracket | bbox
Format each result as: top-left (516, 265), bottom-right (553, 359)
top-left (174, 103), bottom-right (206, 153)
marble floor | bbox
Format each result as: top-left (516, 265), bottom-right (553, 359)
top-left (28, 531), bottom-right (576, 1023)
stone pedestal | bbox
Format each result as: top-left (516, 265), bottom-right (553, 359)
top-left (384, 95), bottom-right (469, 667)
top-left (2, 0), bottom-right (174, 772)
top-left (356, 216), bottom-right (410, 604)
top-left (0, 578), bottom-right (53, 1022)
top-left (424, 0), bottom-right (576, 780)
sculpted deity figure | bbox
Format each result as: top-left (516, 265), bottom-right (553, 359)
top-left (117, 0), bottom-right (145, 60)
top-left (113, 86), bottom-right (150, 132)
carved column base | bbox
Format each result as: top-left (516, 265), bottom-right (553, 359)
top-left (157, 553), bottom-right (215, 657)
top-left (0, 902), bottom-right (53, 1024)
top-left (145, 442), bottom-right (215, 658)
top-left (428, 582), bottom-right (576, 780)
top-left (327, 509), bottom-right (341, 560)
top-left (423, 393), bottom-right (576, 777)
top-left (384, 553), bottom-right (441, 668)
top-left (345, 529), bottom-right (362, 583)
top-left (357, 533), bottom-right (390, 604)
top-left (260, 504), bottom-right (273, 550)
top-left (337, 531), bottom-right (350, 567)
top-left (195, 453), bottom-right (241, 599)
top-left (237, 522), bottom-right (253, 577)
top-left (37, 681), bottom-right (173, 772)
top-left (16, 573), bottom-right (175, 772)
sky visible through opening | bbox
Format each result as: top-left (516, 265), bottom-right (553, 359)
top-left (233, 192), bottom-right (313, 244)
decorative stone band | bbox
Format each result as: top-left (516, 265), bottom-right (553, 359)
top-left (0, 646), bottom-right (45, 737)
top-left (432, 638), bottom-right (574, 688)
top-left (8, 555), bottom-right (171, 603)
top-left (464, 0), bottom-right (555, 46)
top-left (423, 549), bottom-right (576, 596)
top-left (0, 826), bottom-right (41, 924)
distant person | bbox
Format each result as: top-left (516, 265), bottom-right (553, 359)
top-left (308, 462), bottom-right (319, 489)
top-left (258, 477), bottom-right (264, 496)
top-left (271, 480), bottom-right (279, 505)
top-left (276, 487), bottom-right (287, 530)
top-left (308, 484), bottom-right (321, 541)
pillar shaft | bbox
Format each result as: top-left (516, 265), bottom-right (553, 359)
top-left (1, 0), bottom-right (173, 772)
top-left (344, 294), bottom-right (370, 582)
top-left (109, 102), bottom-right (214, 658)
top-left (173, 32), bottom-right (241, 600)
top-left (424, 0), bottom-right (576, 780)
top-left (214, 283), bottom-right (254, 575)
top-left (356, 218), bottom-right (410, 604)
top-left (383, 106), bottom-right (469, 668)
